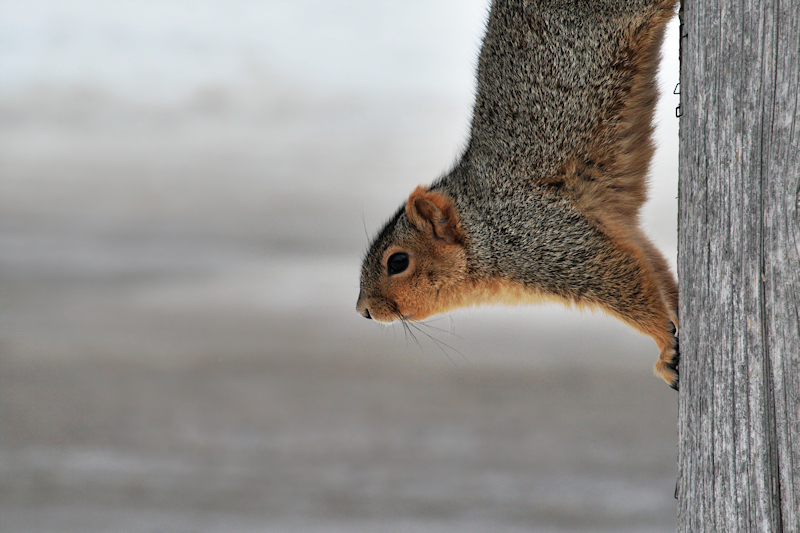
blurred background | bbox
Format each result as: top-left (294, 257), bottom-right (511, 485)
top-left (0, 1), bottom-right (680, 531)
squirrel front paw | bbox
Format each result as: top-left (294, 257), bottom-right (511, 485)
top-left (655, 323), bottom-right (679, 390)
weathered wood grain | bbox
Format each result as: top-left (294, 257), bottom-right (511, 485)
top-left (677, 0), bottom-right (800, 531)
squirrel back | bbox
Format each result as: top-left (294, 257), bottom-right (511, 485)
top-left (357, 0), bottom-right (680, 388)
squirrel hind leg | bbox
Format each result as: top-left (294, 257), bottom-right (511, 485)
top-left (654, 324), bottom-right (679, 390)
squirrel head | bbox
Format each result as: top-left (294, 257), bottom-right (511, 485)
top-left (357, 185), bottom-right (468, 323)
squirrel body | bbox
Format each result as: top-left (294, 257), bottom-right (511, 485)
top-left (357, 0), bottom-right (680, 388)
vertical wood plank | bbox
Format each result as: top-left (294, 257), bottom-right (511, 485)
top-left (677, 0), bottom-right (800, 531)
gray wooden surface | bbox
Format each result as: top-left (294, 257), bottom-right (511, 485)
top-left (677, 0), bottom-right (800, 531)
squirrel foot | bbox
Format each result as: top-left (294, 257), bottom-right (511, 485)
top-left (655, 323), bottom-right (680, 390)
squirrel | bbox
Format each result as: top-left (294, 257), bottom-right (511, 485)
top-left (356, 0), bottom-right (680, 389)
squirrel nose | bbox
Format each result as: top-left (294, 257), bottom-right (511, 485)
top-left (362, 309), bottom-right (372, 320)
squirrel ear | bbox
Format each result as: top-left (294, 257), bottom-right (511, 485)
top-left (405, 185), bottom-right (465, 245)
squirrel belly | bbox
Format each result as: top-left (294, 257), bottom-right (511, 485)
top-left (357, 0), bottom-right (679, 389)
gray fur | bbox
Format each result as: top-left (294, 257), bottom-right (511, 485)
top-left (360, 0), bottom-right (678, 365)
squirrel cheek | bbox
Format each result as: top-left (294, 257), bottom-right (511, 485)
top-left (377, 273), bottom-right (428, 322)
top-left (380, 284), bottom-right (416, 321)
top-left (387, 275), bottom-right (439, 322)
top-left (395, 246), bottom-right (468, 321)
top-left (384, 246), bottom-right (466, 322)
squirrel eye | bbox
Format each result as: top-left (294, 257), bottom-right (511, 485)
top-left (387, 252), bottom-right (409, 276)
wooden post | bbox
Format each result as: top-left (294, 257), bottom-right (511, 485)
top-left (677, 0), bottom-right (800, 531)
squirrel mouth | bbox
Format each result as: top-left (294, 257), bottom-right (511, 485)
top-left (387, 301), bottom-right (413, 322)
